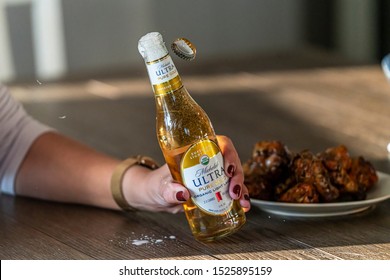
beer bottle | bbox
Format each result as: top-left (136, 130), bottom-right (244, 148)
top-left (138, 32), bottom-right (246, 242)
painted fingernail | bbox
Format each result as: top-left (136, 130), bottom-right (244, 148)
top-left (233, 185), bottom-right (241, 197)
top-left (244, 194), bottom-right (250, 201)
top-left (176, 191), bottom-right (187, 202)
top-left (227, 165), bottom-right (235, 176)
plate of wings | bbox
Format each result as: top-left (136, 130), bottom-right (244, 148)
top-left (244, 141), bottom-right (390, 217)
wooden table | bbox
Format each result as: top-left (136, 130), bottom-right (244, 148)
top-left (1, 63), bottom-right (390, 260)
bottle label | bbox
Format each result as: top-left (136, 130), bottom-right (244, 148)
top-left (146, 55), bottom-right (182, 95)
top-left (181, 139), bottom-right (233, 215)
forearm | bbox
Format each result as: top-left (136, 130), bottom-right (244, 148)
top-left (15, 132), bottom-right (121, 209)
top-left (13, 132), bottom-right (249, 213)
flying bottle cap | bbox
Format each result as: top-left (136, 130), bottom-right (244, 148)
top-left (171, 38), bottom-right (196, 61)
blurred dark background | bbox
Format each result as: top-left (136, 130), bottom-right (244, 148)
top-left (305, 0), bottom-right (390, 61)
top-left (1, 0), bottom-right (389, 83)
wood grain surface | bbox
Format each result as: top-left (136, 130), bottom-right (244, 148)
top-left (2, 61), bottom-right (390, 260)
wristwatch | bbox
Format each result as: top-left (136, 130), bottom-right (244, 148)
top-left (111, 155), bottom-right (159, 211)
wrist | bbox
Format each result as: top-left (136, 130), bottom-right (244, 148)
top-left (110, 156), bottom-right (159, 211)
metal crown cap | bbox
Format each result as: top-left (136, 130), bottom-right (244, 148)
top-left (171, 38), bottom-right (196, 61)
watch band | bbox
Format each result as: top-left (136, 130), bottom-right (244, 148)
top-left (111, 155), bottom-right (159, 211)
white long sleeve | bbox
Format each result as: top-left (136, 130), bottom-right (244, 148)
top-left (0, 85), bottom-right (53, 194)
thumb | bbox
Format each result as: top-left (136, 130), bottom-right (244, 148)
top-left (160, 180), bottom-right (191, 204)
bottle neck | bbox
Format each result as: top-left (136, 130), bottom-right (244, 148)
top-left (145, 54), bottom-right (183, 95)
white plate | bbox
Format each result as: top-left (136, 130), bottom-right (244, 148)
top-left (251, 171), bottom-right (390, 217)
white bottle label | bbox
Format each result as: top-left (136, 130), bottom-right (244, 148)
top-left (181, 140), bottom-right (233, 215)
top-left (146, 55), bottom-right (178, 86)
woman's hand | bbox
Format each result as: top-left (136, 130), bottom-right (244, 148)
top-left (123, 164), bottom-right (189, 213)
top-left (217, 135), bottom-right (251, 212)
top-left (124, 135), bottom-right (250, 213)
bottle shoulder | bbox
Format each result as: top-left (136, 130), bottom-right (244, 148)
top-left (156, 87), bottom-right (204, 111)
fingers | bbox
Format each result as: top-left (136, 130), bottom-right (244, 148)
top-left (154, 165), bottom-right (189, 212)
top-left (217, 135), bottom-right (240, 177)
top-left (228, 172), bottom-right (251, 212)
top-left (153, 134), bottom-right (252, 214)
top-left (217, 135), bottom-right (251, 212)
top-left (159, 183), bottom-right (189, 213)
top-left (217, 135), bottom-right (243, 183)
top-left (160, 180), bottom-right (190, 205)
top-left (239, 184), bottom-right (251, 212)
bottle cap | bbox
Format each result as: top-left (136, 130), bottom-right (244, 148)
top-left (171, 38), bottom-right (196, 61)
top-left (138, 32), bottom-right (168, 62)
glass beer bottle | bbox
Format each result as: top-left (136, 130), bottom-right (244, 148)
top-left (138, 32), bottom-right (246, 242)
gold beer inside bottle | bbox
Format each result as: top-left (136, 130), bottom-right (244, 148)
top-left (139, 32), bottom-right (245, 241)
top-left (155, 79), bottom-right (246, 242)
